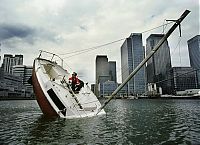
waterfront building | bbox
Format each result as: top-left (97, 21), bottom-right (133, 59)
top-left (121, 33), bottom-right (145, 95)
top-left (169, 67), bottom-right (198, 94)
top-left (98, 76), bottom-right (111, 84)
top-left (2, 54), bottom-right (23, 74)
top-left (99, 81), bottom-right (117, 97)
top-left (117, 83), bottom-right (128, 97)
top-left (95, 55), bottom-right (109, 96)
top-left (0, 67), bottom-right (25, 98)
top-left (109, 61), bottom-right (117, 82)
top-left (97, 75), bottom-right (111, 97)
top-left (13, 65), bottom-right (33, 97)
top-left (146, 34), bottom-right (172, 94)
top-left (147, 83), bottom-right (162, 97)
top-left (95, 55), bottom-right (118, 97)
top-left (98, 82), bottom-right (128, 97)
top-left (187, 35), bottom-right (200, 88)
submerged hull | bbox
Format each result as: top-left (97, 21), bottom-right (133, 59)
top-left (32, 62), bottom-right (58, 117)
top-left (32, 56), bottom-right (105, 118)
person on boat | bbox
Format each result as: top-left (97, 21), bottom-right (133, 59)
top-left (69, 72), bottom-right (84, 93)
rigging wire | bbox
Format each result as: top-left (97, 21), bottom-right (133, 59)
top-left (60, 38), bottom-right (125, 56)
top-left (178, 38), bottom-right (182, 66)
top-left (62, 39), bottom-right (125, 59)
top-left (162, 19), bottom-right (170, 34)
top-left (63, 61), bottom-right (73, 72)
top-left (59, 21), bottom-right (175, 82)
top-left (61, 21), bottom-right (175, 79)
top-left (59, 22), bottom-right (174, 60)
top-left (141, 21), bottom-right (173, 34)
top-left (118, 36), bottom-right (182, 84)
top-left (117, 22), bottom-right (181, 83)
top-left (170, 37), bottom-right (182, 57)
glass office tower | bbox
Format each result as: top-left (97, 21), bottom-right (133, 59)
top-left (121, 33), bottom-right (145, 95)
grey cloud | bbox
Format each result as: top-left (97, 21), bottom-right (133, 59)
top-left (0, 24), bottom-right (35, 40)
top-left (79, 25), bottom-right (88, 31)
top-left (0, 23), bottom-right (63, 45)
top-left (0, 0), bottom-right (198, 83)
top-left (35, 29), bottom-right (64, 44)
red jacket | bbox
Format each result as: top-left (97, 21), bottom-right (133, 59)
top-left (69, 76), bottom-right (80, 85)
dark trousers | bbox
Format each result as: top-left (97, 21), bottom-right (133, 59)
top-left (71, 80), bottom-right (84, 92)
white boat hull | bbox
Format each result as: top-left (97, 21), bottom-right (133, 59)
top-left (32, 58), bottom-right (105, 118)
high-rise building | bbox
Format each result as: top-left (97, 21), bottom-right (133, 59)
top-left (13, 65), bottom-right (33, 96)
top-left (146, 34), bottom-right (172, 94)
top-left (95, 55), bottom-right (118, 97)
top-left (187, 35), bottom-right (200, 88)
top-left (2, 54), bottom-right (14, 74)
top-left (109, 61), bottom-right (117, 82)
top-left (95, 55), bottom-right (109, 83)
top-left (2, 54), bottom-right (23, 74)
top-left (15, 55), bottom-right (23, 65)
top-left (121, 33), bottom-right (145, 95)
top-left (95, 55), bottom-right (110, 96)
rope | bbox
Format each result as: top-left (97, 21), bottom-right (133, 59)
top-left (58, 22), bottom-right (174, 59)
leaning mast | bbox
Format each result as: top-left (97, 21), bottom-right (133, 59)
top-left (97, 10), bottom-right (191, 114)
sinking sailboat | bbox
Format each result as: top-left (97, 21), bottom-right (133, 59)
top-left (32, 51), bottom-right (105, 118)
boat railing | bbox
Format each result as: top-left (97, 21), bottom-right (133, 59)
top-left (38, 50), bottom-right (64, 67)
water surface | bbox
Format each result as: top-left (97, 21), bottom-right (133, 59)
top-left (0, 99), bottom-right (200, 144)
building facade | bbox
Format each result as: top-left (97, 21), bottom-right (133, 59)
top-left (2, 54), bottom-right (23, 74)
top-left (99, 81), bottom-right (117, 97)
top-left (170, 67), bottom-right (198, 93)
top-left (117, 83), bottom-right (128, 97)
top-left (187, 35), bottom-right (200, 88)
top-left (95, 55), bottom-right (110, 96)
top-left (12, 65), bottom-right (33, 97)
top-left (95, 55), bottom-right (118, 97)
top-left (109, 61), bottom-right (117, 82)
top-left (146, 34), bottom-right (172, 94)
top-left (121, 33), bottom-right (145, 95)
top-left (0, 68), bottom-right (25, 98)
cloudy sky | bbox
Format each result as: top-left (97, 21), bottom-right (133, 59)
top-left (0, 0), bottom-right (199, 83)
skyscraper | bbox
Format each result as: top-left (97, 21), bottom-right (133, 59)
top-left (96, 55), bottom-right (109, 83)
top-left (95, 55), bottom-right (110, 96)
top-left (109, 61), bottom-right (117, 82)
top-left (146, 34), bottom-right (172, 94)
top-left (121, 33), bottom-right (145, 95)
top-left (187, 35), bottom-right (200, 88)
top-left (2, 54), bottom-right (23, 74)
top-left (15, 55), bottom-right (23, 65)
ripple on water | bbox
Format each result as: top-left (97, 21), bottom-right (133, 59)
top-left (0, 99), bottom-right (200, 144)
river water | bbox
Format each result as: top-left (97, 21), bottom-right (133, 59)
top-left (0, 99), bottom-right (200, 145)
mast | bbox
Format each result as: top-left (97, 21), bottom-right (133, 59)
top-left (0, 43), bottom-right (1, 66)
top-left (97, 10), bottom-right (190, 114)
